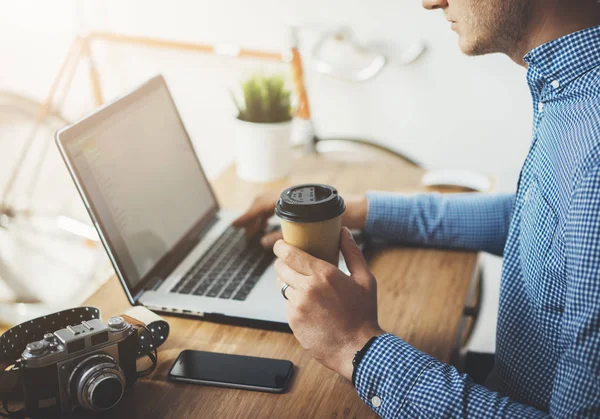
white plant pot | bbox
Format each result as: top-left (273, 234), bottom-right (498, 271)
top-left (234, 119), bottom-right (292, 182)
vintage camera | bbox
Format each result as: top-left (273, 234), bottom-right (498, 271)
top-left (19, 316), bottom-right (138, 415)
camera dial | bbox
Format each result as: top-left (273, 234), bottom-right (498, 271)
top-left (42, 333), bottom-right (61, 351)
top-left (25, 340), bottom-right (48, 357)
top-left (107, 316), bottom-right (129, 331)
top-left (68, 353), bottom-right (125, 411)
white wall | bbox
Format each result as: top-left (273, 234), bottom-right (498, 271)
top-left (0, 0), bottom-right (533, 191)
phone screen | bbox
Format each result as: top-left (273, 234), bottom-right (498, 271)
top-left (168, 350), bottom-right (293, 391)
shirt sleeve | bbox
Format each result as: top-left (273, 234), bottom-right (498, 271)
top-left (550, 164), bottom-right (600, 416)
top-left (365, 192), bottom-right (515, 256)
top-left (355, 334), bottom-right (549, 418)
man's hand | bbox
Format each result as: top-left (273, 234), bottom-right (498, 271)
top-left (273, 227), bottom-right (384, 381)
top-left (232, 191), bottom-right (283, 247)
top-left (233, 192), bottom-right (369, 248)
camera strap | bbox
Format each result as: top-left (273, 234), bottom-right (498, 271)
top-left (120, 306), bottom-right (169, 357)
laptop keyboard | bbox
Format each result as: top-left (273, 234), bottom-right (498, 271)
top-left (170, 225), bottom-right (274, 301)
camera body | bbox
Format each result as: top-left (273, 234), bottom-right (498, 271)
top-left (20, 316), bottom-right (137, 415)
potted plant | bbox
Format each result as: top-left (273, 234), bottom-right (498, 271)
top-left (231, 74), bottom-right (293, 182)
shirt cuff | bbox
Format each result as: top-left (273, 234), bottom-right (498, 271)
top-left (355, 333), bottom-right (436, 417)
top-left (365, 191), bottom-right (413, 240)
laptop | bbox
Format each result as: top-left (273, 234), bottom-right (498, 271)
top-left (55, 75), bottom-right (290, 328)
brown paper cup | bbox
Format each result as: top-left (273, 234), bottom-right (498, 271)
top-left (275, 184), bottom-right (345, 266)
top-left (280, 214), bottom-right (343, 266)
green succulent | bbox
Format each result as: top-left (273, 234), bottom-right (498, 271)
top-left (232, 74), bottom-right (293, 123)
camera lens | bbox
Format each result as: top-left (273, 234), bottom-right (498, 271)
top-left (68, 354), bottom-right (125, 411)
top-left (89, 373), bottom-right (125, 410)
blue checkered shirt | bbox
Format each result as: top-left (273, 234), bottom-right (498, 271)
top-left (357, 25), bottom-right (600, 417)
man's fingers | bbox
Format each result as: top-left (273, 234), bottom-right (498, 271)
top-left (340, 227), bottom-right (370, 277)
top-left (261, 230), bottom-right (284, 248)
top-left (244, 218), bottom-right (263, 239)
top-left (232, 209), bottom-right (270, 228)
top-left (275, 276), bottom-right (298, 301)
top-left (232, 196), bottom-right (277, 227)
top-left (273, 240), bottom-right (323, 276)
top-left (274, 258), bottom-right (308, 290)
top-left (232, 212), bottom-right (255, 228)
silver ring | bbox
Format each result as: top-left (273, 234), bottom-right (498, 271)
top-left (281, 283), bottom-right (290, 300)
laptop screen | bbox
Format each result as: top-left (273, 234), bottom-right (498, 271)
top-left (58, 76), bottom-right (218, 297)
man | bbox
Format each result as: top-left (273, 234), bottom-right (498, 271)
top-left (234, 0), bottom-right (600, 416)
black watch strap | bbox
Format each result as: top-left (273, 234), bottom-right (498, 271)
top-left (351, 335), bottom-right (380, 387)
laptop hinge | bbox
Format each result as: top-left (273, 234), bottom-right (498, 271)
top-left (134, 277), bottom-right (164, 302)
top-left (133, 289), bottom-right (145, 302)
top-left (145, 276), bottom-right (165, 292)
top-left (134, 276), bottom-right (163, 303)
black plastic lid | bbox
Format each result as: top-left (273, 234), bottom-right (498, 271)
top-left (274, 184), bottom-right (345, 223)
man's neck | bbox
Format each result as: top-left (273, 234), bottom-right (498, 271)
top-left (508, 2), bottom-right (600, 67)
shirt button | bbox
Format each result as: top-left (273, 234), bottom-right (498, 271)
top-left (371, 396), bottom-right (382, 408)
top-left (551, 80), bottom-right (560, 89)
top-left (538, 102), bottom-right (544, 112)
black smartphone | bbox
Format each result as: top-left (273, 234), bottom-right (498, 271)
top-left (168, 350), bottom-right (294, 394)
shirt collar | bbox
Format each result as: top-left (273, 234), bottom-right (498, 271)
top-left (524, 25), bottom-right (600, 96)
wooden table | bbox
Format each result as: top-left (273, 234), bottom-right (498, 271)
top-left (22, 145), bottom-right (481, 418)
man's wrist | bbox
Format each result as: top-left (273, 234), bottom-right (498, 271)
top-left (342, 195), bottom-right (368, 230)
top-left (351, 335), bottom-right (379, 387)
top-left (338, 327), bottom-right (384, 381)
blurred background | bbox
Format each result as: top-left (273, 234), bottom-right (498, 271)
top-left (0, 0), bottom-right (532, 353)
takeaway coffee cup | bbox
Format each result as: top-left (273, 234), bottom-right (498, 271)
top-left (274, 184), bottom-right (346, 266)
